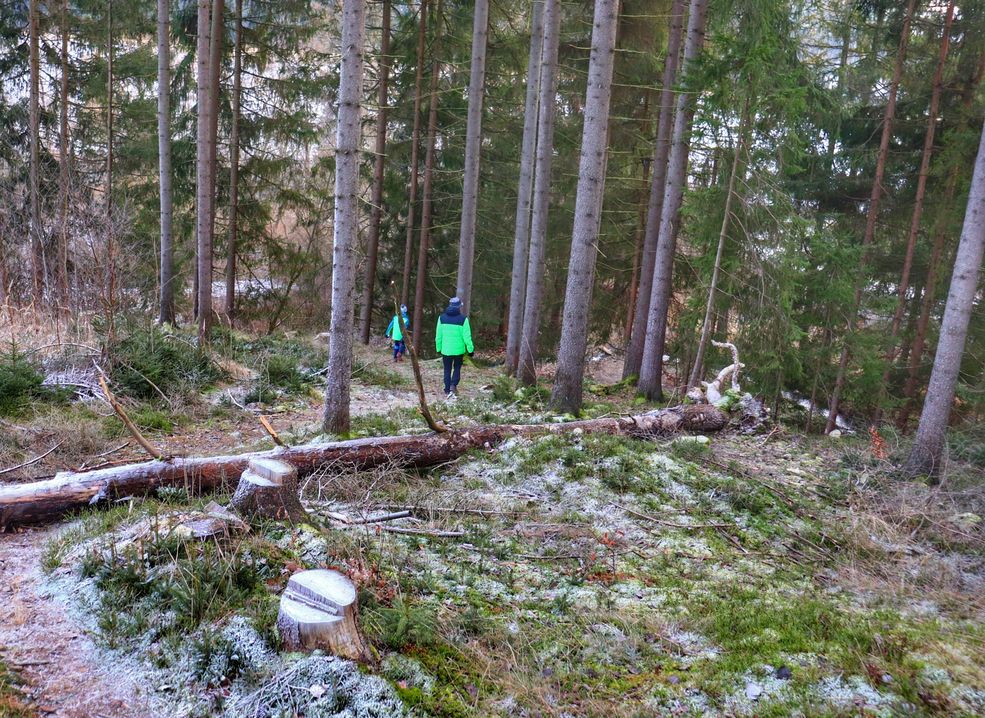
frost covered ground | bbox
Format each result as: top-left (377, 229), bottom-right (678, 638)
top-left (8, 340), bottom-right (985, 717)
top-left (34, 391), bottom-right (985, 717)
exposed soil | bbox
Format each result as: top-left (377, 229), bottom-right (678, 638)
top-left (0, 528), bottom-right (153, 718)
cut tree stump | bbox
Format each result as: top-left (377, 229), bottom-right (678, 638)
top-left (230, 458), bottom-right (308, 522)
top-left (0, 405), bottom-right (728, 527)
top-left (277, 569), bottom-right (371, 662)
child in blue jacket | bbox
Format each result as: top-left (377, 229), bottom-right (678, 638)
top-left (385, 305), bottom-right (411, 361)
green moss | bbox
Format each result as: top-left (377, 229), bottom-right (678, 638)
top-left (349, 407), bottom-right (423, 437)
top-left (352, 362), bottom-right (408, 389)
top-left (0, 660), bottom-right (32, 718)
top-left (129, 405), bottom-right (176, 433)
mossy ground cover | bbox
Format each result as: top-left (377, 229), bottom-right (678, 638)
top-left (16, 334), bottom-right (985, 716)
top-left (0, 661), bottom-right (32, 718)
top-left (42, 406), bottom-right (985, 717)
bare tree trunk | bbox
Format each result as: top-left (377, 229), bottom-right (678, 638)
top-left (688, 94), bottom-right (751, 390)
top-left (454, 0), bottom-right (489, 314)
top-left (637, 0), bottom-right (710, 400)
top-left (623, 0), bottom-right (685, 380)
top-left (455, 0), bottom-right (489, 314)
top-left (29, 0), bottom-right (42, 304)
top-left (195, 0), bottom-right (213, 341)
top-left (899, 51), bottom-right (985, 429)
top-left (505, 0), bottom-right (545, 376)
top-left (205, 0), bottom-right (224, 330)
top-left (518, 0), bottom-right (561, 386)
top-left (825, 0), bottom-right (917, 433)
top-left (625, 94), bottom-right (652, 342)
top-left (413, 11), bottom-right (442, 356)
top-left (158, 0), bottom-right (176, 325)
top-left (872, 0), bottom-right (955, 425)
top-left (105, 1), bottom-right (116, 338)
top-left (903, 115), bottom-right (985, 478)
top-left (322, 0), bottom-right (367, 434)
top-left (401, 0), bottom-right (428, 306)
top-left (624, 145), bottom-right (648, 341)
top-left (549, 0), bottom-right (620, 414)
top-left (57, 0), bottom-right (70, 311)
top-left (225, 0), bottom-right (243, 320)
top-left (359, 0), bottom-right (391, 343)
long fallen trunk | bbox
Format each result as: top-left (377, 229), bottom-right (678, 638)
top-left (0, 405), bottom-right (727, 527)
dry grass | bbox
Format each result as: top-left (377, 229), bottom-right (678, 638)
top-left (838, 475), bottom-right (985, 619)
top-left (0, 304), bottom-right (98, 353)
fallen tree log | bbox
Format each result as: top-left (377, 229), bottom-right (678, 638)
top-left (0, 404), bottom-right (727, 527)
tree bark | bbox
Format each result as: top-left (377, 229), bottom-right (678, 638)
top-left (206, 0), bottom-right (224, 330)
top-left (401, 0), bottom-right (428, 306)
top-left (195, 0), bottom-right (213, 341)
top-left (225, 0), bottom-right (243, 320)
top-left (899, 51), bottom-right (985, 429)
top-left (454, 0), bottom-right (490, 314)
top-left (623, 0), bottom-right (685, 380)
top-left (505, 0), bottom-right (545, 376)
top-left (231, 458), bottom-right (308, 522)
top-left (0, 405), bottom-right (728, 527)
top-left (624, 112), bottom-right (651, 342)
top-left (872, 0), bottom-right (955, 425)
top-left (902, 115), bottom-right (985, 478)
top-left (550, 0), bottom-right (620, 414)
top-left (105, 1), bottom-right (116, 337)
top-left (57, 0), bottom-right (70, 310)
top-left (688, 93), bottom-right (751, 390)
top-left (637, 0), bottom-right (710, 400)
top-left (518, 0), bottom-right (561, 386)
top-left (158, 0), bottom-right (176, 325)
top-left (322, 0), bottom-right (367, 435)
top-left (825, 0), bottom-right (917, 433)
top-left (29, 0), bottom-right (42, 303)
top-left (359, 0), bottom-right (392, 343)
top-left (412, 7), bottom-right (442, 356)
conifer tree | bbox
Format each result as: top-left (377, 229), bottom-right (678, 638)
top-left (455, 0), bottom-right (490, 313)
top-left (322, 0), bottom-right (367, 434)
top-left (637, 0), bottom-right (709, 400)
top-left (903, 115), bottom-right (985, 477)
top-left (550, 0), bottom-right (620, 414)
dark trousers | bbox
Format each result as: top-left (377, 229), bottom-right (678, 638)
top-left (442, 354), bottom-right (464, 393)
top-left (392, 340), bottom-right (405, 358)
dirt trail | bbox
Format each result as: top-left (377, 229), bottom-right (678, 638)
top-left (0, 528), bottom-right (153, 718)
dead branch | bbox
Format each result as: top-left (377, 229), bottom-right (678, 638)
top-left (0, 442), bottom-right (64, 477)
top-left (96, 373), bottom-right (166, 461)
top-left (614, 503), bottom-right (731, 530)
top-left (258, 415), bottom-right (287, 447)
top-left (378, 525), bottom-right (464, 538)
top-left (394, 295), bottom-right (447, 433)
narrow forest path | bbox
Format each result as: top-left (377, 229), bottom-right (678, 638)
top-left (0, 528), bottom-right (153, 718)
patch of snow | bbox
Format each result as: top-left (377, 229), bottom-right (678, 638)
top-left (224, 655), bottom-right (410, 718)
top-left (813, 675), bottom-right (900, 716)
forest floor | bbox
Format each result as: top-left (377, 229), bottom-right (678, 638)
top-left (1, 324), bottom-right (985, 717)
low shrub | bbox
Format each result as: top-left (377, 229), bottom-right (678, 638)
top-left (104, 322), bottom-right (224, 402)
top-left (0, 344), bottom-right (51, 415)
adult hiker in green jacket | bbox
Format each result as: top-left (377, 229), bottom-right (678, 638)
top-left (385, 304), bottom-right (410, 361)
top-left (435, 297), bottom-right (474, 398)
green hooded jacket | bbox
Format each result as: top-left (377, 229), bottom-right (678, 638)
top-left (435, 309), bottom-right (474, 356)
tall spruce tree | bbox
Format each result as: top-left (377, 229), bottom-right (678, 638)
top-left (322, 0), bottom-right (367, 434)
top-left (550, 0), bottom-right (620, 414)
